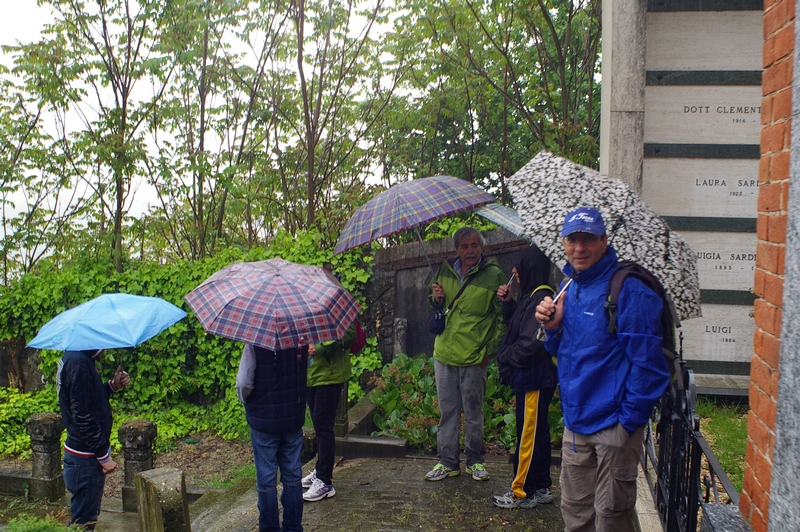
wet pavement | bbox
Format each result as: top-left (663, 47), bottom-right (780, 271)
top-left (77, 454), bottom-right (565, 531)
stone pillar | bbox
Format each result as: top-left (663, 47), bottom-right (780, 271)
top-left (599, 0), bottom-right (646, 191)
top-left (136, 467), bottom-right (191, 532)
top-left (393, 318), bottom-right (407, 357)
top-left (26, 412), bottom-right (65, 501)
top-left (119, 419), bottom-right (157, 512)
top-left (768, 5), bottom-right (800, 528)
top-left (334, 384), bottom-right (349, 438)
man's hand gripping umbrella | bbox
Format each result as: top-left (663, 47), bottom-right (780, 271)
top-left (534, 277), bottom-right (574, 341)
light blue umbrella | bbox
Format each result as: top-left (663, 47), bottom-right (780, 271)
top-left (475, 203), bottom-right (532, 241)
top-left (28, 293), bottom-right (187, 351)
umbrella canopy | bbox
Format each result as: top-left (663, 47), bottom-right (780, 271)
top-left (334, 175), bottom-right (495, 255)
top-left (28, 293), bottom-right (187, 351)
top-left (184, 258), bottom-right (361, 351)
top-left (475, 203), bottom-right (531, 241)
top-left (508, 151), bottom-right (701, 321)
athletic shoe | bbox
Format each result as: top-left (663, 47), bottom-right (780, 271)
top-left (424, 463), bottom-right (460, 481)
top-left (301, 469), bottom-right (317, 489)
top-left (531, 487), bottom-right (554, 505)
top-left (493, 490), bottom-right (537, 509)
top-left (303, 478), bottom-right (335, 501)
top-left (465, 462), bottom-right (489, 481)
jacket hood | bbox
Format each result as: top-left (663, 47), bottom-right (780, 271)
top-left (514, 245), bottom-right (552, 295)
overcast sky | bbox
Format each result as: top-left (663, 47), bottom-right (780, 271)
top-left (1, 2), bottom-right (47, 63)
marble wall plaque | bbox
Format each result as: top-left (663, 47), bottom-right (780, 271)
top-left (646, 11), bottom-right (762, 71)
top-left (679, 231), bottom-right (756, 291)
top-left (642, 158), bottom-right (759, 217)
top-left (681, 303), bottom-right (754, 363)
top-left (643, 85), bottom-right (762, 144)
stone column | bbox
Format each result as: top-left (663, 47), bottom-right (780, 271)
top-left (119, 419), bottom-right (157, 512)
top-left (393, 318), bottom-right (407, 357)
top-left (136, 467), bottom-right (191, 532)
top-left (768, 10), bottom-right (800, 528)
top-left (25, 412), bottom-right (65, 501)
top-left (599, 0), bottom-right (646, 191)
top-left (334, 385), bottom-right (349, 438)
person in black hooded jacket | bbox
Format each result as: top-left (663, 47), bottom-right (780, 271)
top-left (491, 245), bottom-right (558, 509)
top-left (57, 349), bottom-right (130, 529)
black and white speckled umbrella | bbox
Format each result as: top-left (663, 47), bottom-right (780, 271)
top-left (508, 151), bottom-right (701, 321)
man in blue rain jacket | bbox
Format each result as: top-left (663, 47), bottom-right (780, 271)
top-left (535, 207), bottom-right (669, 532)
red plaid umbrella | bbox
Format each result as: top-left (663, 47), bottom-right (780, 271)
top-left (334, 175), bottom-right (495, 255)
top-left (184, 258), bottom-right (361, 351)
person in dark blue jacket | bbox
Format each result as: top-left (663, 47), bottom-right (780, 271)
top-left (237, 343), bottom-right (308, 532)
top-left (492, 245), bottom-right (557, 510)
top-left (535, 207), bottom-right (669, 532)
top-left (57, 349), bottom-right (130, 530)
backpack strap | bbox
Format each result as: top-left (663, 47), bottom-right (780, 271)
top-left (604, 264), bottom-right (685, 391)
top-left (530, 284), bottom-right (554, 298)
top-left (604, 267), bottom-right (629, 334)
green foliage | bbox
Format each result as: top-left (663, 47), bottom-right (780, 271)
top-left (422, 212), bottom-right (498, 243)
top-left (348, 337), bottom-right (382, 403)
top-left (371, 353), bottom-right (565, 452)
top-left (0, 231), bottom-right (374, 457)
top-left (371, 354), bottom-right (440, 451)
top-left (0, 388), bottom-right (58, 459)
top-left (8, 515), bottom-right (77, 532)
top-left (371, 353), bottom-right (559, 453)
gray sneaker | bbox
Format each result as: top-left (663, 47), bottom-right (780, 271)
top-left (531, 487), bottom-right (554, 504)
top-left (424, 462), bottom-right (460, 481)
top-left (493, 490), bottom-right (536, 509)
top-left (465, 462), bottom-right (489, 481)
top-left (303, 478), bottom-right (335, 501)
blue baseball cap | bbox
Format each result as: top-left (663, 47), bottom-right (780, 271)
top-left (561, 207), bottom-right (606, 237)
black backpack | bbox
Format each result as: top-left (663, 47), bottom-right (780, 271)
top-left (604, 261), bottom-right (684, 390)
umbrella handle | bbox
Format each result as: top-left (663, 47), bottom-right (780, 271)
top-left (534, 278), bottom-right (573, 342)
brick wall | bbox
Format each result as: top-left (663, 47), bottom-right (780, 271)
top-left (742, 1), bottom-right (795, 530)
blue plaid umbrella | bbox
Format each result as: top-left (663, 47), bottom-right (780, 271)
top-left (28, 293), bottom-right (187, 351)
top-left (334, 175), bottom-right (495, 255)
top-left (184, 258), bottom-right (361, 351)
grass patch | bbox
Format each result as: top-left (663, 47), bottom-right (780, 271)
top-left (206, 463), bottom-right (258, 489)
top-left (695, 396), bottom-right (748, 494)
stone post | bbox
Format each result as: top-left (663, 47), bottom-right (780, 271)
top-left (334, 385), bottom-right (349, 438)
top-left (393, 318), bottom-right (407, 358)
top-left (25, 412), bottom-right (65, 501)
top-left (136, 467), bottom-right (191, 532)
top-left (119, 419), bottom-right (157, 512)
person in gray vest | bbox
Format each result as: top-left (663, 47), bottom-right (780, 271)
top-left (535, 207), bottom-right (669, 531)
top-left (237, 343), bottom-right (307, 532)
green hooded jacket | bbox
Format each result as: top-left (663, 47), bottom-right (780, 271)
top-left (430, 256), bottom-right (507, 367)
top-left (307, 322), bottom-right (356, 387)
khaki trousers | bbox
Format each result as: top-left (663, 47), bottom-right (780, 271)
top-left (560, 423), bottom-right (644, 532)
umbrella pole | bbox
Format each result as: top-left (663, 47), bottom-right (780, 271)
top-left (414, 227), bottom-right (437, 277)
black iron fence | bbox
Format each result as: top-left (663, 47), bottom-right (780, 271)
top-left (642, 365), bottom-right (751, 531)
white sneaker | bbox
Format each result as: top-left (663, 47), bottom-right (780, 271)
top-left (303, 478), bottom-right (335, 501)
top-left (301, 469), bottom-right (317, 489)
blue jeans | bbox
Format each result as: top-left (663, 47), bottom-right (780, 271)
top-left (63, 452), bottom-right (106, 530)
top-left (251, 427), bottom-right (304, 532)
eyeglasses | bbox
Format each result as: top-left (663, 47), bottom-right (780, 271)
top-left (562, 233), bottom-right (603, 246)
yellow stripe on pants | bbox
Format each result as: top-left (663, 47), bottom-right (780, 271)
top-left (511, 389), bottom-right (540, 499)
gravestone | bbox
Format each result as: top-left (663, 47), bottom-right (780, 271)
top-left (601, 0), bottom-right (763, 377)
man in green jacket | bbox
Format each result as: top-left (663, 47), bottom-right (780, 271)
top-left (425, 227), bottom-right (507, 482)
